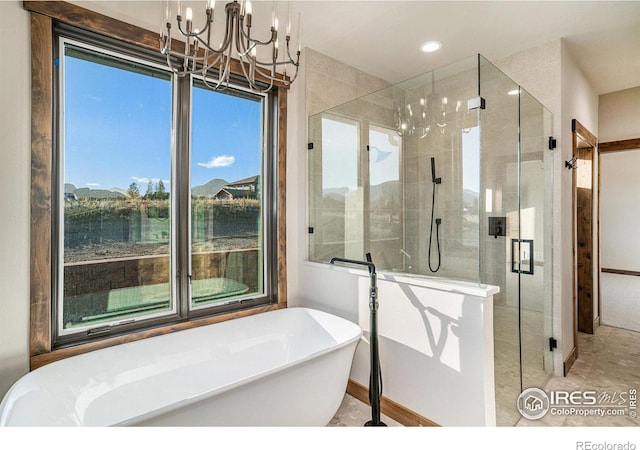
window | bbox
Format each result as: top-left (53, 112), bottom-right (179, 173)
top-left (27, 2), bottom-right (287, 365)
top-left (42, 19), bottom-right (283, 348)
top-left (189, 82), bottom-right (267, 310)
top-left (59, 40), bottom-right (175, 335)
top-left (308, 114), bottom-right (402, 267)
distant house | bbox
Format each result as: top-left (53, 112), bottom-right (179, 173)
top-left (213, 175), bottom-right (259, 200)
top-left (213, 188), bottom-right (255, 201)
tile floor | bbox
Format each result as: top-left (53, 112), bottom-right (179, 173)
top-left (517, 325), bottom-right (640, 427)
top-left (494, 304), bottom-right (552, 426)
top-left (331, 325), bottom-right (640, 427)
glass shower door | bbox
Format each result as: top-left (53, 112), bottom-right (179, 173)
top-left (479, 55), bottom-right (554, 426)
top-left (518, 88), bottom-right (554, 393)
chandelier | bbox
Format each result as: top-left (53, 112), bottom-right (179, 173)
top-left (395, 94), bottom-right (448, 138)
top-left (160, 0), bottom-right (302, 92)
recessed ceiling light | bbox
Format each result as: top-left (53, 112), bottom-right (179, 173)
top-left (420, 41), bottom-right (443, 53)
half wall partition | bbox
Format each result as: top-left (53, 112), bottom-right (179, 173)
top-left (307, 54), bottom-right (554, 426)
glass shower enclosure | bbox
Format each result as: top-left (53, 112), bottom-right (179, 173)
top-left (307, 54), bottom-right (554, 426)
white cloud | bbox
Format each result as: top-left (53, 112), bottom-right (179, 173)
top-left (197, 155), bottom-right (236, 169)
top-left (131, 177), bottom-right (169, 185)
top-left (86, 183), bottom-right (101, 187)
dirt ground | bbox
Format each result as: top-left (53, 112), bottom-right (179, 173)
top-left (64, 236), bottom-right (258, 263)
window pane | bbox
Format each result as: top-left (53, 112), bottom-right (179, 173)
top-left (60, 42), bottom-right (174, 332)
top-left (190, 82), bottom-right (264, 307)
top-left (462, 126), bottom-right (480, 247)
top-left (307, 115), bottom-right (362, 262)
top-left (369, 125), bottom-right (402, 269)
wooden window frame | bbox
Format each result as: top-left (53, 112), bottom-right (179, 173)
top-left (26, 1), bottom-right (288, 370)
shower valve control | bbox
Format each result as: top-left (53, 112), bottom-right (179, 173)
top-left (489, 216), bottom-right (507, 238)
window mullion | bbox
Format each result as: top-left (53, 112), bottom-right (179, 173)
top-left (175, 75), bottom-right (192, 318)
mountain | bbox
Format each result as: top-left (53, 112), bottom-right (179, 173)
top-left (73, 188), bottom-right (126, 200)
top-left (192, 178), bottom-right (229, 197)
top-left (463, 188), bottom-right (479, 205)
top-left (64, 183), bottom-right (127, 199)
top-left (370, 180), bottom-right (401, 207)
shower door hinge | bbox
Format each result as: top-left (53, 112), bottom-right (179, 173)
top-left (549, 337), bottom-right (558, 352)
top-left (468, 96), bottom-right (486, 110)
top-left (548, 137), bottom-right (557, 150)
top-left (308, 142), bottom-right (314, 150)
top-left (308, 227), bottom-right (314, 234)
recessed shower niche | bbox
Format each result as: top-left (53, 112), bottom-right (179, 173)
top-left (307, 54), bottom-right (554, 426)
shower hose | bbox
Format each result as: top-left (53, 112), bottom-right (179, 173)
top-left (428, 179), bottom-right (441, 273)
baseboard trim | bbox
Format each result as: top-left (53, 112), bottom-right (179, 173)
top-left (346, 379), bottom-right (439, 427)
top-left (563, 346), bottom-right (578, 376)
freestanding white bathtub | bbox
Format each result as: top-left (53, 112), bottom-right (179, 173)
top-left (0, 307), bottom-right (362, 426)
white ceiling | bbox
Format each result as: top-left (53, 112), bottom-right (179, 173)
top-left (283, 0), bottom-right (640, 95)
top-left (76, 1), bottom-right (640, 95)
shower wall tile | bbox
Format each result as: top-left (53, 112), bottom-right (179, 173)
top-left (305, 48), bottom-right (391, 116)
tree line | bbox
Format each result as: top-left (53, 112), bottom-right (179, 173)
top-left (127, 180), bottom-right (169, 201)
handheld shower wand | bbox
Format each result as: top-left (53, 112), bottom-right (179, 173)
top-left (429, 157), bottom-right (442, 272)
top-left (431, 156), bottom-right (441, 184)
top-left (330, 253), bottom-right (386, 427)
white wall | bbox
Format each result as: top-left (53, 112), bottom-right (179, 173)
top-left (599, 86), bottom-right (640, 142)
top-left (600, 150), bottom-right (640, 270)
top-left (598, 84), bottom-right (640, 271)
top-left (598, 86), bottom-right (640, 331)
top-left (0, 1), bottom-right (31, 398)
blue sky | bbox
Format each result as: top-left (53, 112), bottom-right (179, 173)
top-left (64, 49), bottom-right (262, 193)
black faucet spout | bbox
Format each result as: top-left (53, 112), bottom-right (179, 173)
top-left (330, 253), bottom-right (376, 275)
